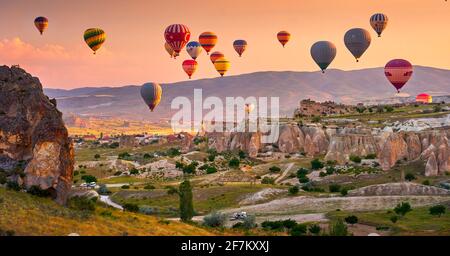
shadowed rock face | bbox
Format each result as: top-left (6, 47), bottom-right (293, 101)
top-left (0, 66), bottom-right (74, 204)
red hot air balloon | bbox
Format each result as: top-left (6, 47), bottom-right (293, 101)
top-left (210, 51), bottom-right (224, 64)
top-left (384, 59), bottom-right (413, 93)
top-left (164, 24), bottom-right (191, 54)
top-left (182, 60), bottom-right (198, 79)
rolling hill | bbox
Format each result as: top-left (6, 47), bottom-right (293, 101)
top-left (44, 66), bottom-right (450, 121)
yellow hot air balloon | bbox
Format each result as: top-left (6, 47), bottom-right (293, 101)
top-left (84, 28), bottom-right (106, 54)
top-left (214, 57), bottom-right (230, 77)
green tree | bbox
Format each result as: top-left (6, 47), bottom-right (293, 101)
top-left (429, 205), bottom-right (446, 217)
top-left (329, 219), bottom-right (348, 236)
top-left (394, 202), bottom-right (412, 216)
top-left (329, 184), bottom-right (341, 193)
top-left (308, 224), bottom-right (321, 235)
top-left (94, 154), bottom-right (101, 160)
top-left (290, 224), bottom-right (307, 236)
top-left (81, 175), bottom-right (97, 183)
top-left (179, 180), bottom-right (194, 222)
top-left (311, 159), bottom-right (324, 170)
top-left (349, 155), bottom-right (362, 163)
top-left (238, 150), bottom-right (247, 159)
top-left (288, 186), bottom-right (299, 195)
top-left (405, 173), bottom-right (416, 181)
top-left (228, 157), bottom-right (240, 169)
top-left (390, 215), bottom-right (398, 224)
top-left (269, 166), bottom-right (281, 173)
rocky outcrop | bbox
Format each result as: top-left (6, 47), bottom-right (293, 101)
top-left (379, 133), bottom-right (408, 171)
top-left (0, 66), bottom-right (74, 204)
top-left (180, 132), bottom-right (194, 153)
top-left (229, 132), bottom-right (262, 158)
top-left (425, 152), bottom-right (439, 177)
top-left (405, 133), bottom-right (422, 161)
top-left (348, 182), bottom-right (450, 196)
top-left (277, 124), bottom-right (304, 153)
top-left (325, 134), bottom-right (379, 164)
top-left (303, 125), bottom-right (329, 157)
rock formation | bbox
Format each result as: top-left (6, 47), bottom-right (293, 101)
top-left (0, 66), bottom-right (74, 204)
top-left (348, 182), bottom-right (450, 196)
top-left (277, 124), bottom-right (304, 153)
top-left (378, 133), bottom-right (409, 171)
top-left (325, 134), bottom-right (379, 164)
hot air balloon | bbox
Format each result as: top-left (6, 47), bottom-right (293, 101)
top-left (199, 32), bottom-right (217, 55)
top-left (165, 42), bottom-right (179, 58)
top-left (344, 28), bottom-right (371, 62)
top-left (182, 60), bottom-right (198, 79)
top-left (370, 13), bottom-right (389, 37)
top-left (277, 31), bottom-right (291, 47)
top-left (140, 83), bottom-right (163, 112)
top-left (210, 51), bottom-right (224, 64)
top-left (416, 93), bottom-right (432, 104)
top-left (186, 41), bottom-right (203, 60)
top-left (84, 28), bottom-right (106, 54)
top-left (34, 17), bottom-right (48, 35)
top-left (310, 41), bottom-right (337, 73)
top-left (384, 59), bottom-right (413, 93)
top-left (245, 103), bottom-right (255, 114)
top-left (214, 57), bottom-right (230, 77)
top-left (164, 24), bottom-right (191, 54)
top-left (233, 40), bottom-right (247, 57)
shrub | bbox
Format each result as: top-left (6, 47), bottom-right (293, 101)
top-left (97, 184), bottom-right (111, 195)
top-left (203, 212), bottom-right (226, 227)
top-left (297, 168), bottom-right (309, 178)
top-left (206, 166), bottom-right (217, 174)
top-left (319, 172), bottom-right (327, 177)
top-left (429, 205), bottom-right (446, 217)
top-left (308, 224), bottom-right (321, 235)
top-left (81, 175), bottom-right (97, 183)
top-left (6, 181), bottom-right (21, 191)
top-left (144, 184), bottom-right (155, 190)
top-left (261, 177), bottom-right (275, 185)
top-left (288, 186), bottom-right (299, 195)
top-left (27, 186), bottom-right (51, 197)
top-left (94, 154), bottom-right (101, 160)
top-left (384, 106), bottom-right (394, 112)
top-left (130, 169), bottom-right (140, 175)
top-left (68, 196), bottom-right (96, 212)
top-left (121, 185), bottom-right (130, 189)
top-left (298, 176), bottom-right (310, 184)
top-left (329, 219), bottom-right (348, 236)
top-left (261, 221), bottom-right (284, 231)
top-left (329, 184), bottom-right (341, 193)
top-left (326, 166), bottom-right (336, 175)
top-left (282, 219), bottom-right (298, 230)
top-left (269, 166), bottom-right (281, 173)
top-left (344, 215), bottom-right (358, 225)
top-left (405, 173), bottom-right (416, 181)
top-left (390, 215), bottom-right (398, 224)
top-left (422, 180), bottom-right (431, 186)
top-left (183, 163), bottom-right (197, 174)
top-left (167, 148), bottom-right (181, 157)
top-left (365, 153), bottom-right (377, 160)
top-left (242, 215), bottom-right (257, 229)
top-left (118, 152), bottom-right (131, 160)
top-left (238, 150), bottom-right (247, 159)
top-left (123, 203), bottom-right (139, 213)
top-left (311, 116), bottom-right (321, 123)
top-left (228, 158), bottom-right (240, 169)
top-left (290, 224), bottom-right (307, 236)
top-left (340, 188), bottom-right (348, 196)
top-left (349, 155), bottom-right (362, 163)
top-left (394, 202), bottom-right (412, 216)
top-left (311, 159), bottom-right (324, 170)
top-left (73, 170), bottom-right (79, 176)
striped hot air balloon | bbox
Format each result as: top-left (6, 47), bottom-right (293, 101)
top-left (370, 13), bottom-right (389, 37)
top-left (214, 57), bottom-right (230, 77)
top-left (165, 42), bottom-right (179, 58)
top-left (199, 32), bottom-right (217, 55)
top-left (84, 28), bottom-right (106, 54)
top-left (344, 28), bottom-right (371, 62)
top-left (186, 41), bottom-right (203, 60)
top-left (210, 51), bottom-right (224, 64)
top-left (310, 41), bottom-right (337, 73)
top-left (416, 93), bottom-right (432, 104)
top-left (233, 40), bottom-right (247, 57)
top-left (34, 16), bottom-right (49, 35)
top-left (140, 83), bottom-right (163, 112)
top-left (164, 24), bottom-right (191, 54)
top-left (384, 59), bottom-right (413, 93)
top-left (182, 60), bottom-right (198, 79)
top-left (277, 31), bottom-right (291, 47)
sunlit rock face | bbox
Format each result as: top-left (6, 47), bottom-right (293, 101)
top-left (0, 66), bottom-right (74, 204)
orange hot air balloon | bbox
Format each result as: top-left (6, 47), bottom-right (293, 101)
top-left (210, 51), bottom-right (224, 64)
top-left (199, 32), bottom-right (217, 55)
top-left (182, 60), bottom-right (198, 79)
top-left (277, 31), bottom-right (291, 47)
top-left (416, 93), bottom-right (432, 104)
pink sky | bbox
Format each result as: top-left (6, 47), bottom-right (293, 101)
top-left (0, 0), bottom-right (449, 88)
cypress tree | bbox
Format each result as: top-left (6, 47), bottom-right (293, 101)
top-left (179, 179), bottom-right (194, 222)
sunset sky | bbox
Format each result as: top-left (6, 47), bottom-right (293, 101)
top-left (0, 0), bottom-right (449, 88)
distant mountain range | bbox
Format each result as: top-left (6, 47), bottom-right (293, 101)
top-left (44, 66), bottom-right (450, 122)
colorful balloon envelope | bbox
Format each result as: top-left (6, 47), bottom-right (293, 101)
top-left (165, 42), bottom-right (179, 58)
top-left (245, 103), bottom-right (255, 114)
top-left (182, 60), bottom-right (198, 79)
top-left (344, 28), bottom-right (371, 62)
top-left (416, 93), bottom-right (432, 104)
top-left (140, 83), bottom-right (163, 112)
top-left (34, 16), bottom-right (48, 35)
top-left (210, 51), bottom-right (225, 64)
top-left (233, 40), bottom-right (247, 57)
top-left (164, 24), bottom-right (191, 54)
top-left (199, 32), bottom-right (217, 55)
top-left (370, 13), bottom-right (389, 37)
top-left (277, 31), bottom-right (291, 47)
top-left (186, 41), bottom-right (203, 60)
top-left (310, 41), bottom-right (337, 73)
top-left (214, 57), bottom-right (230, 77)
top-left (84, 28), bottom-right (106, 54)
top-left (384, 59), bottom-right (413, 93)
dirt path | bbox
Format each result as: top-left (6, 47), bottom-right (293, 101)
top-left (99, 195), bottom-right (123, 210)
top-left (275, 163), bottom-right (295, 184)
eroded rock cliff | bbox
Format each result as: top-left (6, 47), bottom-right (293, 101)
top-left (0, 66), bottom-right (74, 204)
